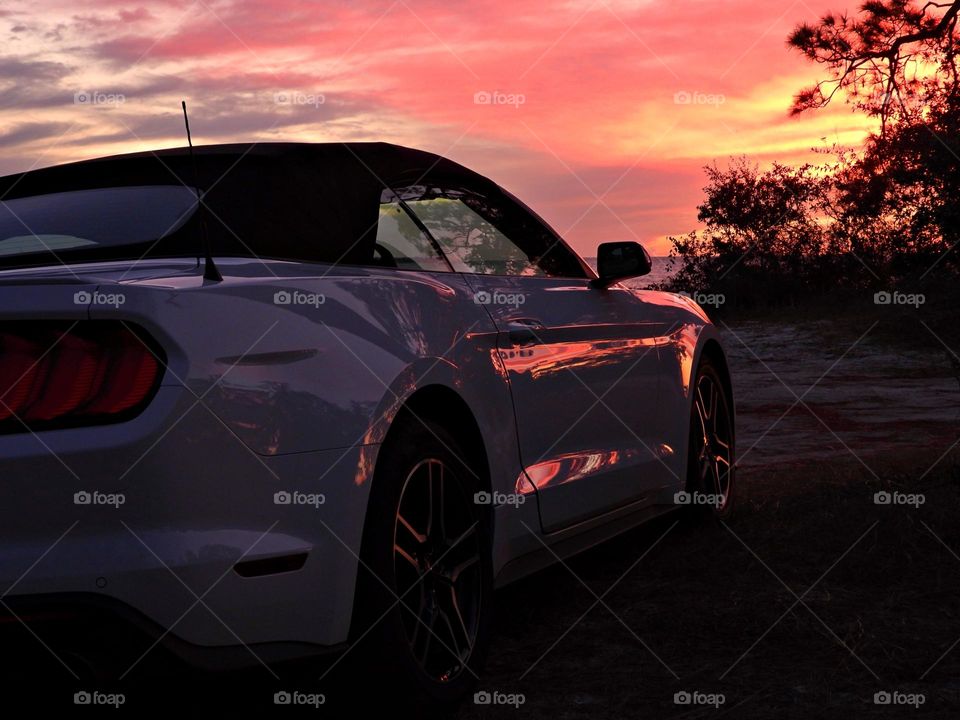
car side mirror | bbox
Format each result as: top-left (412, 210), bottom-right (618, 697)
top-left (590, 241), bottom-right (652, 289)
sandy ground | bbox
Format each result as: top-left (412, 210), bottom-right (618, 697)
top-left (721, 319), bottom-right (960, 471)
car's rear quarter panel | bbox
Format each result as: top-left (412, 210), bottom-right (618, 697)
top-left (0, 260), bottom-right (533, 650)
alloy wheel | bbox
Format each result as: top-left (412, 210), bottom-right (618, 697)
top-left (393, 459), bottom-right (482, 682)
top-left (692, 372), bottom-right (734, 512)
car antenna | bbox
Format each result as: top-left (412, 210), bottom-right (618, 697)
top-left (181, 100), bottom-right (222, 282)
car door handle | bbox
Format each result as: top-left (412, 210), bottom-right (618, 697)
top-left (507, 319), bottom-right (545, 346)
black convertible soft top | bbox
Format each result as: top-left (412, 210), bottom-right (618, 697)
top-left (0, 142), bottom-right (499, 269)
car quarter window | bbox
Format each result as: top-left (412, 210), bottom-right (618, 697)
top-left (373, 198), bottom-right (452, 272)
top-left (396, 184), bottom-right (587, 279)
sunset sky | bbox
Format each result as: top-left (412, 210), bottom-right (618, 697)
top-left (0, 0), bottom-right (876, 256)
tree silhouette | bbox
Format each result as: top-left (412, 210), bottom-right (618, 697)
top-left (664, 1), bottom-right (960, 308)
top-left (788, 0), bottom-right (960, 132)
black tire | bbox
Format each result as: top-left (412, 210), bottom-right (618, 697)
top-left (350, 416), bottom-right (493, 715)
top-left (684, 358), bottom-right (735, 522)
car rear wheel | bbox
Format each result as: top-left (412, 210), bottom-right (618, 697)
top-left (352, 417), bottom-right (493, 714)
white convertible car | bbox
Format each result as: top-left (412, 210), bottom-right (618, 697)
top-left (0, 142), bottom-right (734, 710)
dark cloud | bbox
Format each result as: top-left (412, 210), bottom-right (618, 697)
top-left (118, 8), bottom-right (153, 23)
top-left (0, 121), bottom-right (75, 146)
top-left (0, 57), bottom-right (73, 83)
top-left (57, 89), bottom-right (385, 150)
top-left (44, 22), bottom-right (68, 42)
top-left (0, 57), bottom-right (77, 111)
top-left (93, 35), bottom-right (164, 66)
top-left (71, 8), bottom-right (152, 33)
top-left (71, 14), bottom-right (110, 30)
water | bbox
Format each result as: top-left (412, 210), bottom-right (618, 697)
top-left (583, 256), bottom-right (675, 289)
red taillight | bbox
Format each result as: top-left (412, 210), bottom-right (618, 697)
top-left (0, 322), bottom-right (163, 433)
top-left (23, 331), bottom-right (102, 422)
top-left (0, 334), bottom-right (43, 421)
top-left (82, 333), bottom-right (159, 415)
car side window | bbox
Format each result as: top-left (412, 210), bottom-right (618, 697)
top-left (373, 200), bottom-right (451, 272)
top-left (398, 185), bottom-right (587, 278)
top-left (405, 196), bottom-right (543, 276)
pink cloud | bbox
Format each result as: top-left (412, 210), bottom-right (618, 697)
top-left (0, 0), bottom-right (872, 255)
